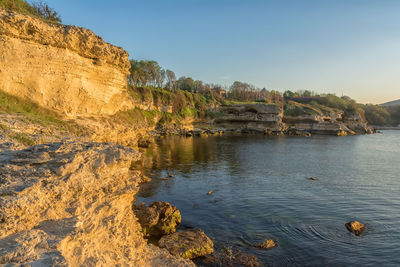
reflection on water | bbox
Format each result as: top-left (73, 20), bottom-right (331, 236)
top-left (136, 132), bottom-right (400, 266)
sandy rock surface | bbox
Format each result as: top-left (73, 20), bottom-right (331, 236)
top-left (0, 141), bottom-right (194, 266)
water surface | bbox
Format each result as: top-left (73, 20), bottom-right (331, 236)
top-left (137, 131), bottom-right (400, 266)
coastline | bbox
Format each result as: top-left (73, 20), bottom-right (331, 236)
top-left (0, 7), bottom-right (386, 266)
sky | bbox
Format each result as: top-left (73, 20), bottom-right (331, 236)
top-left (39, 0), bottom-right (400, 104)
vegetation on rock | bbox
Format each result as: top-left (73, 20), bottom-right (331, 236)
top-left (0, 0), bottom-right (61, 23)
top-left (158, 229), bottom-right (214, 259)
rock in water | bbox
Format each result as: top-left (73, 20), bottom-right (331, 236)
top-left (256, 239), bottom-right (277, 249)
top-left (134, 201), bottom-right (181, 237)
top-left (158, 229), bottom-right (214, 259)
top-left (345, 221), bottom-right (365, 236)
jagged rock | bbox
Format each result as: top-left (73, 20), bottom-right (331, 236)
top-left (158, 229), bottom-right (214, 259)
top-left (134, 201), bottom-right (182, 237)
top-left (0, 142), bottom-right (193, 266)
top-left (345, 221), bottom-right (365, 236)
top-left (256, 239), bottom-right (277, 249)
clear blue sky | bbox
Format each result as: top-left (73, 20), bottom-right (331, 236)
top-left (41, 0), bottom-right (400, 103)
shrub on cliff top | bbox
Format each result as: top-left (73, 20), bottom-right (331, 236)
top-left (0, 0), bottom-right (61, 23)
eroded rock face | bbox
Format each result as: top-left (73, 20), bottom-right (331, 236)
top-left (0, 142), bottom-right (193, 266)
top-left (134, 201), bottom-right (182, 237)
top-left (343, 113), bottom-right (374, 134)
top-left (0, 9), bottom-right (133, 117)
top-left (158, 229), bottom-right (214, 259)
top-left (284, 111), bottom-right (373, 136)
top-left (212, 104), bottom-right (284, 134)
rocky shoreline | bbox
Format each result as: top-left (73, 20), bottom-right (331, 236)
top-left (0, 141), bottom-right (195, 266)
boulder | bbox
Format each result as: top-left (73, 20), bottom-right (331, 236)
top-left (345, 221), bottom-right (365, 236)
top-left (158, 229), bottom-right (214, 259)
top-left (255, 239), bottom-right (277, 249)
top-left (134, 201), bottom-right (181, 237)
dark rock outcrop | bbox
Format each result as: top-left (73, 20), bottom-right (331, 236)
top-left (134, 201), bottom-right (182, 237)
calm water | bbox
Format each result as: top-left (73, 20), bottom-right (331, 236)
top-left (137, 131), bottom-right (400, 266)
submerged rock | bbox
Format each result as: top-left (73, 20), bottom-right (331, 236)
top-left (345, 221), bottom-right (365, 236)
top-left (256, 239), bottom-right (277, 249)
top-left (134, 201), bottom-right (181, 237)
top-left (159, 229), bottom-right (214, 259)
top-left (202, 247), bottom-right (260, 267)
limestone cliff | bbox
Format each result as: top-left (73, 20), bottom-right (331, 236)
top-left (212, 104), bottom-right (284, 133)
top-left (0, 142), bottom-right (193, 266)
top-left (209, 103), bottom-right (373, 135)
top-left (0, 9), bottom-right (133, 117)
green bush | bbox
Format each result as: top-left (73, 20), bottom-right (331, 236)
top-left (0, 0), bottom-right (62, 23)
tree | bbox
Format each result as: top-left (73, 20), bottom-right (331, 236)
top-left (283, 90), bottom-right (295, 99)
top-left (166, 69), bottom-right (176, 90)
top-left (128, 60), bottom-right (165, 88)
top-left (31, 1), bottom-right (61, 23)
top-left (177, 77), bottom-right (195, 92)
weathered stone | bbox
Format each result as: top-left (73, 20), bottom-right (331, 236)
top-left (345, 221), bottom-right (365, 236)
top-left (212, 104), bottom-right (283, 134)
top-left (159, 229), bottom-right (214, 259)
top-left (134, 201), bottom-right (182, 237)
top-left (256, 239), bottom-right (277, 249)
top-left (0, 142), bottom-right (193, 266)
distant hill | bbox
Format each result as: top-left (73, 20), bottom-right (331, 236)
top-left (381, 99), bottom-right (400, 107)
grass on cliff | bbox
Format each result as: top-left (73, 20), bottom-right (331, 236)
top-left (0, 0), bottom-right (62, 23)
top-left (0, 90), bottom-right (73, 129)
top-left (284, 101), bottom-right (338, 117)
